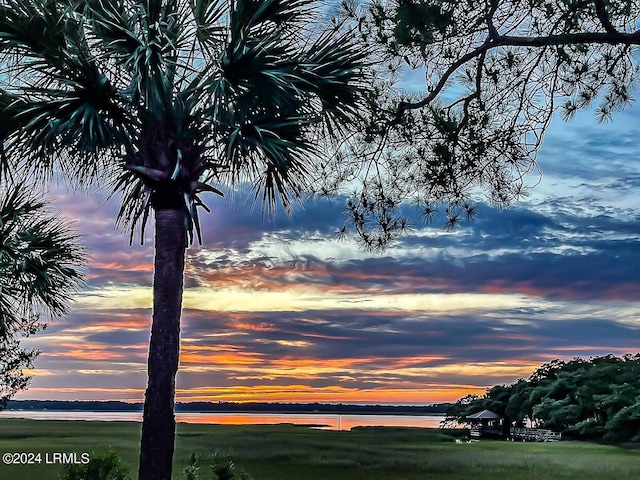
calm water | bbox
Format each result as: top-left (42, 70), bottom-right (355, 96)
top-left (0, 411), bottom-right (444, 430)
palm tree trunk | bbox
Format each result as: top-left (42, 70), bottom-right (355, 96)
top-left (139, 209), bottom-right (186, 480)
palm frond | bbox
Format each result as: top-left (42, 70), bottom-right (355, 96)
top-left (0, 0), bottom-right (129, 184)
top-left (86, 0), bottom-right (143, 63)
top-left (0, 0), bottom-right (79, 63)
top-left (230, 0), bottom-right (314, 35)
top-left (0, 183), bottom-right (84, 327)
top-left (189, 0), bottom-right (227, 53)
top-left (212, 0), bottom-right (368, 214)
top-left (298, 25), bottom-right (370, 134)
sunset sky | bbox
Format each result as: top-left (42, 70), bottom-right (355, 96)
top-left (15, 67), bottom-right (640, 405)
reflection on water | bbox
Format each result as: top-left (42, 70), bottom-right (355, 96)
top-left (0, 411), bottom-right (444, 430)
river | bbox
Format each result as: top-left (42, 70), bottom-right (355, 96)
top-left (0, 411), bottom-right (445, 430)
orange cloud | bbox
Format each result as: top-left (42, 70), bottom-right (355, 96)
top-left (180, 344), bottom-right (265, 366)
top-left (44, 344), bottom-right (147, 362)
top-left (174, 384), bottom-right (483, 404)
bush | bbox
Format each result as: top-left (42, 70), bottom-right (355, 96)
top-left (183, 452), bottom-right (200, 480)
top-left (58, 451), bottom-right (131, 480)
top-left (183, 452), bottom-right (253, 480)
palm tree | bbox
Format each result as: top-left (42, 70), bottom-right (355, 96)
top-left (0, 184), bottom-right (83, 406)
top-left (0, 1), bottom-right (368, 478)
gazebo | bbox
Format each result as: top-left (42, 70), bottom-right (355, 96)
top-left (466, 410), bottom-right (504, 438)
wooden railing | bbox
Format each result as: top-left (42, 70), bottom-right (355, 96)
top-left (469, 426), bottom-right (503, 438)
top-left (509, 427), bottom-right (561, 442)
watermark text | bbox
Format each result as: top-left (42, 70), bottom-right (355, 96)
top-left (2, 452), bottom-right (90, 465)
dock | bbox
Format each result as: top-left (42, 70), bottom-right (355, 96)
top-left (509, 427), bottom-right (562, 442)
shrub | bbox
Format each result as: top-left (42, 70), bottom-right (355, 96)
top-left (183, 452), bottom-right (253, 480)
top-left (183, 452), bottom-right (200, 480)
top-left (58, 451), bottom-right (131, 480)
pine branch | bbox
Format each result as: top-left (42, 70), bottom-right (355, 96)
top-left (392, 28), bottom-right (640, 121)
top-left (593, 0), bottom-right (618, 34)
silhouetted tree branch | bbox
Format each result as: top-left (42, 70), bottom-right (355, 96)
top-left (321, 0), bottom-right (640, 250)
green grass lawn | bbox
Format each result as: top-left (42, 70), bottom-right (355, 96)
top-left (0, 419), bottom-right (638, 479)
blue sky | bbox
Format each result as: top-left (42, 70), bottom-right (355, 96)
top-left (13, 64), bottom-right (640, 405)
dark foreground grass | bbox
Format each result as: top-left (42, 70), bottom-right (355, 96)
top-left (0, 419), bottom-right (638, 480)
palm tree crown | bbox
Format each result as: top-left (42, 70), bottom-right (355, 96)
top-left (0, 0), bottom-right (367, 239)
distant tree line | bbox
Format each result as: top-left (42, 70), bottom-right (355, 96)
top-left (445, 354), bottom-right (640, 442)
top-left (3, 400), bottom-right (451, 415)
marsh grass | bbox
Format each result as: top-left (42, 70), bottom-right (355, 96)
top-left (0, 419), bottom-right (638, 479)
